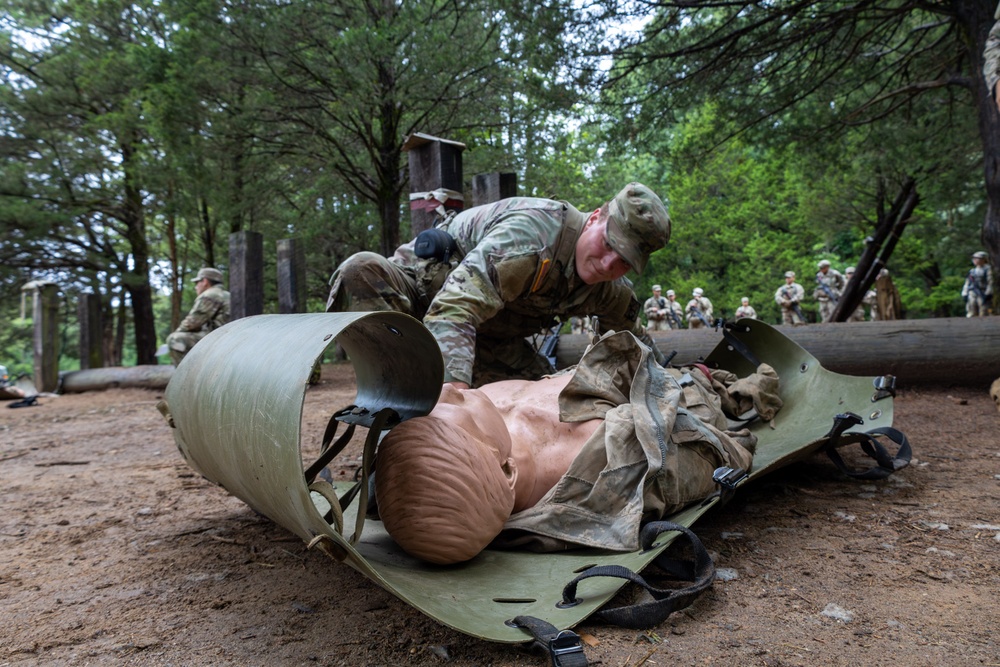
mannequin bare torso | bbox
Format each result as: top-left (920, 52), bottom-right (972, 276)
top-left (475, 374), bottom-right (601, 511)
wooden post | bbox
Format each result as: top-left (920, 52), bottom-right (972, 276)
top-left (276, 238), bottom-right (307, 314)
top-left (25, 282), bottom-right (60, 392)
top-left (78, 293), bottom-right (104, 370)
top-left (229, 231), bottom-right (264, 320)
top-left (472, 172), bottom-right (517, 206)
top-left (404, 132), bottom-right (466, 237)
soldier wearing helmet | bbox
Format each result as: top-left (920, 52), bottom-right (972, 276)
top-left (814, 260), bottom-right (846, 323)
top-left (962, 251), bottom-right (993, 317)
top-left (685, 287), bottom-right (714, 328)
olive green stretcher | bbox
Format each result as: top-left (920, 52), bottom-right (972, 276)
top-left (160, 313), bottom-right (900, 644)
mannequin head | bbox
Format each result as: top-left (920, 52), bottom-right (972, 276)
top-left (375, 385), bottom-right (518, 564)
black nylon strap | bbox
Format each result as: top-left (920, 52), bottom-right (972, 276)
top-left (510, 616), bottom-right (588, 667)
top-left (304, 406), bottom-right (358, 484)
top-left (560, 521), bottom-right (715, 630)
top-left (823, 413), bottom-right (912, 480)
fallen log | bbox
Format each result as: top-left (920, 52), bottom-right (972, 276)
top-left (555, 317), bottom-right (1000, 387)
top-left (60, 365), bottom-right (175, 393)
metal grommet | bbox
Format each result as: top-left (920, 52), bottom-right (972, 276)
top-left (555, 599), bottom-right (581, 609)
top-left (799, 363), bottom-right (809, 373)
top-left (384, 323), bottom-right (401, 336)
top-left (869, 409), bottom-right (882, 420)
top-left (504, 618), bottom-right (520, 628)
top-left (323, 334), bottom-right (333, 341)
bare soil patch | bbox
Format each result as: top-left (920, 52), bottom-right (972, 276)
top-left (1, 364), bottom-right (998, 666)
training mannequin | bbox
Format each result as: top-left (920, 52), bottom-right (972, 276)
top-left (376, 330), bottom-right (781, 565)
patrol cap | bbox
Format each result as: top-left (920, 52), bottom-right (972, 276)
top-left (972, 251), bottom-right (988, 260)
top-left (193, 267), bottom-right (224, 284)
top-left (666, 289), bottom-right (675, 297)
top-left (693, 287), bottom-right (703, 297)
top-left (606, 182), bottom-right (671, 274)
top-left (741, 297), bottom-right (749, 303)
top-left (652, 284), bottom-right (662, 291)
top-left (845, 266), bottom-right (855, 274)
top-left (817, 259), bottom-right (831, 269)
top-left (784, 271), bottom-right (795, 278)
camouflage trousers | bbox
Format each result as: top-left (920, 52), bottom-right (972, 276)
top-left (166, 330), bottom-right (207, 366)
top-left (966, 292), bottom-right (990, 317)
top-left (646, 318), bottom-right (669, 332)
top-left (781, 308), bottom-right (805, 326)
top-left (327, 252), bottom-right (553, 387)
top-left (818, 299), bottom-right (837, 323)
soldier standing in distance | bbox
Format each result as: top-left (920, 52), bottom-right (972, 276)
top-left (774, 271), bottom-right (806, 325)
top-left (814, 260), bottom-right (845, 323)
top-left (734, 297), bottom-right (757, 319)
top-left (327, 182), bottom-right (671, 388)
top-left (643, 284), bottom-right (670, 331)
top-left (962, 251), bottom-right (993, 317)
top-left (166, 267), bottom-right (231, 366)
top-left (663, 289), bottom-right (685, 329)
top-left (844, 267), bottom-right (866, 322)
top-left (685, 288), bottom-right (713, 329)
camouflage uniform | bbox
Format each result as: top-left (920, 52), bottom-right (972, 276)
top-left (327, 196), bottom-right (662, 386)
top-left (774, 277), bottom-right (806, 325)
top-left (663, 292), bottom-right (685, 330)
top-left (814, 265), bottom-right (845, 323)
top-left (685, 294), bottom-right (714, 329)
top-left (497, 329), bottom-right (773, 552)
top-left (734, 302), bottom-right (758, 319)
top-left (167, 284), bottom-right (231, 366)
top-left (844, 269), bottom-right (865, 322)
top-left (962, 256), bottom-right (993, 317)
top-left (643, 292), bottom-right (670, 331)
top-left (984, 16), bottom-right (1000, 104)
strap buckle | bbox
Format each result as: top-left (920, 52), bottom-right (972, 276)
top-left (548, 630), bottom-right (586, 667)
top-left (872, 375), bottom-right (896, 401)
top-left (712, 466), bottom-right (749, 491)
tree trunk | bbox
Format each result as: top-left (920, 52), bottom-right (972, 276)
top-left (555, 318), bottom-right (1000, 387)
top-left (963, 0), bottom-right (1000, 309)
top-left (121, 137), bottom-right (158, 365)
top-left (61, 365), bottom-right (175, 393)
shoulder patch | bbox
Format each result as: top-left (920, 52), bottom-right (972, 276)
top-left (625, 295), bottom-right (641, 323)
top-left (490, 253), bottom-right (541, 300)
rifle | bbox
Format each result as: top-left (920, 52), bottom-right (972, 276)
top-left (538, 324), bottom-right (560, 368)
top-left (966, 270), bottom-right (988, 301)
top-left (667, 303), bottom-right (682, 329)
top-left (780, 286), bottom-right (807, 322)
top-left (689, 304), bottom-right (711, 327)
top-left (816, 275), bottom-right (839, 303)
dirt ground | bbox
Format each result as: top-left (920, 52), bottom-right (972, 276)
top-left (1, 363), bottom-right (999, 667)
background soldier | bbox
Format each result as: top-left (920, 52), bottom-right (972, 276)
top-left (166, 267), bottom-right (231, 366)
top-left (643, 284), bottom-right (670, 331)
top-left (327, 182), bottom-right (671, 388)
top-left (663, 289), bottom-right (685, 329)
top-left (985, 8), bottom-right (1000, 112)
top-left (962, 251), bottom-right (993, 317)
top-left (844, 266), bottom-right (866, 322)
top-left (734, 297), bottom-right (757, 319)
top-left (814, 259), bottom-right (845, 323)
top-left (685, 287), bottom-right (713, 328)
top-left (775, 271), bottom-right (806, 325)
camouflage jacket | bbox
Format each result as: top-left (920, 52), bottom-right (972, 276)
top-left (814, 270), bottom-right (845, 301)
top-left (734, 305), bottom-right (757, 319)
top-left (394, 197), bottom-right (650, 385)
top-left (685, 296), bottom-right (713, 321)
top-left (962, 264), bottom-right (993, 298)
top-left (774, 282), bottom-right (805, 307)
top-left (177, 285), bottom-right (231, 334)
top-left (643, 295), bottom-right (667, 321)
top-left (497, 329), bottom-right (775, 552)
top-left (985, 18), bottom-right (1000, 95)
